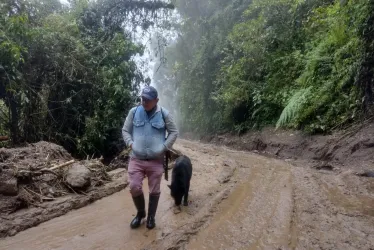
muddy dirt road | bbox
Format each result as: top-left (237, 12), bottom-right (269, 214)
top-left (1, 139), bottom-right (373, 250)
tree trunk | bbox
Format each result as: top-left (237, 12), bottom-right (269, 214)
top-left (8, 95), bottom-right (19, 145)
top-left (358, 1), bottom-right (374, 115)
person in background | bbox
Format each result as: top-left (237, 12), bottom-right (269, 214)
top-left (122, 86), bottom-right (178, 229)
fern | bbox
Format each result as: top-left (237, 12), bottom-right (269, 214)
top-left (276, 87), bottom-right (312, 129)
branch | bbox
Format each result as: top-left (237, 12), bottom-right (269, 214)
top-left (103, 0), bottom-right (174, 14)
top-left (49, 160), bottom-right (75, 171)
top-left (98, 0), bottom-right (174, 32)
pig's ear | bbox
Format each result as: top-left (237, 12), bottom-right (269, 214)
top-left (167, 185), bottom-right (171, 189)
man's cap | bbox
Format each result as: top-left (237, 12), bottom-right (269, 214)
top-left (141, 86), bottom-right (158, 100)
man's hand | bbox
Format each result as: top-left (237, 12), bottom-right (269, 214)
top-left (119, 144), bottom-right (132, 157)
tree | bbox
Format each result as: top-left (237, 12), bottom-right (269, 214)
top-left (0, 0), bottom-right (175, 158)
top-left (159, 0), bottom-right (374, 135)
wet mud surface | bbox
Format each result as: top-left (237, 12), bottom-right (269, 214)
top-left (1, 139), bottom-right (373, 250)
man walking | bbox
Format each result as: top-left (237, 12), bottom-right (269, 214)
top-left (122, 86), bottom-right (178, 229)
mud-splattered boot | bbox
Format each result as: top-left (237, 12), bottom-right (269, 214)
top-left (130, 194), bottom-right (146, 229)
top-left (146, 194), bottom-right (160, 229)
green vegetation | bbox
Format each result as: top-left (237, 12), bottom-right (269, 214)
top-left (0, 0), bottom-right (173, 157)
top-left (162, 0), bottom-right (374, 135)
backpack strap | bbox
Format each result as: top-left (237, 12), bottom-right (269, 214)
top-left (160, 107), bottom-right (166, 123)
top-left (132, 105), bottom-right (140, 121)
top-left (133, 105), bottom-right (166, 123)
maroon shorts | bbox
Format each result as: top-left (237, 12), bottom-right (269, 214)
top-left (128, 157), bottom-right (164, 197)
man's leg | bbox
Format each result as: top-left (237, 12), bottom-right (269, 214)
top-left (128, 158), bottom-right (146, 229)
top-left (145, 160), bottom-right (164, 229)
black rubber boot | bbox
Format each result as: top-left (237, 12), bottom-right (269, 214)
top-left (130, 194), bottom-right (146, 229)
top-left (146, 194), bottom-right (160, 229)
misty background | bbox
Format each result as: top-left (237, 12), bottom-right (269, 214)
top-left (1, 0), bottom-right (373, 158)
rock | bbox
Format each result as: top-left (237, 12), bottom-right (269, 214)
top-left (217, 166), bottom-right (236, 184)
top-left (223, 159), bottom-right (235, 167)
top-left (66, 164), bottom-right (92, 189)
top-left (356, 170), bottom-right (374, 178)
top-left (313, 162), bottom-right (334, 171)
top-left (0, 169), bottom-right (18, 196)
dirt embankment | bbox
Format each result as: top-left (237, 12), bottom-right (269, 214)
top-left (0, 141), bottom-right (129, 238)
top-left (198, 123), bottom-right (374, 174)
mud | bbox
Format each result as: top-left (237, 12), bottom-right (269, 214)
top-left (202, 124), bottom-right (374, 173)
top-left (0, 140), bottom-right (133, 239)
top-left (1, 139), bottom-right (373, 250)
top-left (0, 141), bottom-right (72, 169)
top-left (0, 169), bottom-right (128, 238)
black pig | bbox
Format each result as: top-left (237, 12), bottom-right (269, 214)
top-left (167, 155), bottom-right (192, 206)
